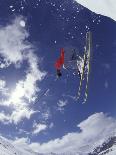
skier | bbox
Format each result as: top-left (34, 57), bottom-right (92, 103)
top-left (55, 48), bottom-right (64, 77)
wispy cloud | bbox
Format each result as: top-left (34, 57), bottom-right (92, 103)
top-left (57, 100), bottom-right (67, 107)
top-left (0, 16), bottom-right (46, 124)
top-left (32, 123), bottom-right (47, 135)
top-left (0, 79), bottom-right (8, 96)
top-left (57, 99), bottom-right (68, 112)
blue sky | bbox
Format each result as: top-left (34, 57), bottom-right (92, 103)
top-left (0, 0), bottom-right (116, 154)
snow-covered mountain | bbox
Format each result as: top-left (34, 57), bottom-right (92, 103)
top-left (89, 136), bottom-right (116, 155)
top-left (0, 135), bottom-right (116, 155)
top-left (75, 0), bottom-right (116, 21)
top-left (0, 136), bottom-right (38, 155)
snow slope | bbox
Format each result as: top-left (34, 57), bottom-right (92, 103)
top-left (0, 135), bottom-right (116, 155)
top-left (0, 136), bottom-right (37, 155)
top-left (89, 136), bottom-right (116, 155)
top-left (75, 0), bottom-right (116, 21)
top-left (106, 145), bottom-right (116, 155)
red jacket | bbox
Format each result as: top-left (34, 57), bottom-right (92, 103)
top-left (55, 48), bottom-right (64, 70)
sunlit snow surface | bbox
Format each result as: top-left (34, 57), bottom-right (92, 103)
top-left (0, 136), bottom-right (37, 155)
top-left (75, 0), bottom-right (116, 21)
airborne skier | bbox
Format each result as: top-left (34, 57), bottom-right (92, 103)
top-left (54, 32), bottom-right (92, 103)
top-left (55, 48), bottom-right (64, 77)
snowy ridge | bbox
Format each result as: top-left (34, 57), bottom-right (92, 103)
top-left (89, 136), bottom-right (116, 155)
top-left (75, 0), bottom-right (116, 21)
top-left (0, 136), bottom-right (37, 155)
top-left (0, 135), bottom-right (116, 155)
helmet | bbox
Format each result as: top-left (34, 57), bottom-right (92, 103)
top-left (57, 69), bottom-right (62, 77)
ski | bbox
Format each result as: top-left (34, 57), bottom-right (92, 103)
top-left (76, 31), bottom-right (92, 103)
top-left (82, 31), bottom-right (92, 103)
top-left (77, 45), bottom-right (87, 100)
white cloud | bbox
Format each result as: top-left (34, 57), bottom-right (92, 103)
top-left (57, 100), bottom-right (68, 112)
top-left (0, 80), bottom-right (6, 89)
top-left (57, 100), bottom-right (67, 107)
top-left (0, 18), bottom-right (27, 65)
top-left (0, 79), bottom-right (8, 96)
top-left (49, 122), bottom-right (54, 129)
top-left (75, 0), bottom-right (116, 21)
top-left (0, 16), bottom-right (46, 124)
top-left (41, 108), bottom-right (51, 121)
top-left (11, 137), bottom-right (34, 155)
top-left (13, 112), bottom-right (116, 154)
top-left (33, 123), bottom-right (47, 134)
top-left (0, 112), bottom-right (10, 124)
top-left (13, 137), bottom-right (30, 148)
top-left (0, 108), bottom-right (37, 125)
